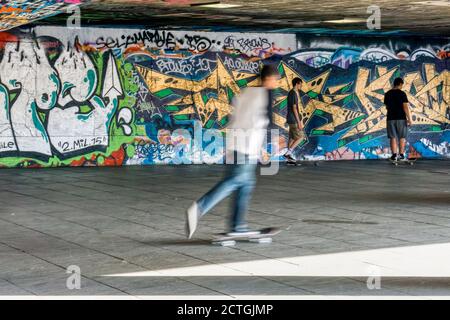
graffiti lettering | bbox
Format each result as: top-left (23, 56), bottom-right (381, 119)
top-left (135, 142), bottom-right (175, 161)
top-left (184, 35), bottom-right (213, 52)
top-left (223, 56), bottom-right (260, 73)
top-left (36, 26), bottom-right (296, 59)
top-left (156, 59), bottom-right (192, 76)
top-left (155, 56), bottom-right (216, 76)
top-left (96, 30), bottom-right (176, 50)
top-left (224, 36), bottom-right (271, 54)
top-left (58, 136), bottom-right (107, 153)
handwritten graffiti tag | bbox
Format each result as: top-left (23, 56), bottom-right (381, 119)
top-left (96, 30), bottom-right (177, 50)
top-left (155, 56), bottom-right (216, 76)
top-left (223, 56), bottom-right (260, 73)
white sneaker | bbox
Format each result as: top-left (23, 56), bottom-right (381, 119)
top-left (186, 202), bottom-right (200, 239)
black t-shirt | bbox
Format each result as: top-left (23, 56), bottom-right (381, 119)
top-left (384, 89), bottom-right (408, 120)
top-left (286, 89), bottom-right (299, 124)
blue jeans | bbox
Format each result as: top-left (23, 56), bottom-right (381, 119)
top-left (197, 154), bottom-right (257, 232)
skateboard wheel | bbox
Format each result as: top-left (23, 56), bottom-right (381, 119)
top-left (214, 240), bottom-right (236, 247)
top-left (255, 237), bottom-right (272, 244)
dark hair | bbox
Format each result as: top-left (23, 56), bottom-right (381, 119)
top-left (260, 64), bottom-right (278, 80)
top-left (393, 77), bottom-right (404, 86)
top-left (292, 77), bottom-right (302, 86)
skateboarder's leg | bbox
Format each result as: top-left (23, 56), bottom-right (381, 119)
top-left (397, 120), bottom-right (408, 160)
top-left (399, 138), bottom-right (407, 155)
top-left (284, 125), bottom-right (303, 160)
top-left (387, 120), bottom-right (399, 160)
top-left (197, 166), bottom-right (241, 216)
top-left (186, 165), bottom-right (241, 239)
top-left (288, 131), bottom-right (303, 151)
top-left (229, 164), bottom-right (257, 233)
top-left (390, 138), bottom-right (398, 155)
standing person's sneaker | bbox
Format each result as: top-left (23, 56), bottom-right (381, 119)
top-left (398, 154), bottom-right (406, 161)
top-left (390, 154), bottom-right (398, 161)
top-left (186, 202), bottom-right (200, 239)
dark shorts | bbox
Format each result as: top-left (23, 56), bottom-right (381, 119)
top-left (387, 120), bottom-right (408, 139)
top-left (288, 124), bottom-right (303, 141)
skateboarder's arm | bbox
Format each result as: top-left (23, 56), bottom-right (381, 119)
top-left (294, 93), bottom-right (303, 129)
top-left (403, 102), bottom-right (413, 126)
top-left (401, 91), bottom-right (412, 126)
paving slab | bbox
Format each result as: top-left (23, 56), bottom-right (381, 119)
top-left (0, 160), bottom-right (449, 296)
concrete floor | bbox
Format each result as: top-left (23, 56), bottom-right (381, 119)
top-left (0, 160), bottom-right (449, 297)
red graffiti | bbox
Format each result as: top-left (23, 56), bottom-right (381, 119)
top-left (70, 156), bottom-right (87, 167)
top-left (103, 147), bottom-right (126, 166)
top-left (437, 50), bottom-right (450, 59)
top-left (0, 32), bottom-right (18, 49)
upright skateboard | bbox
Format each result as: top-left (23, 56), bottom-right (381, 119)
top-left (212, 227), bottom-right (282, 246)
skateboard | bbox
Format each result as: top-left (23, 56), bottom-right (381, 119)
top-left (287, 159), bottom-right (320, 167)
top-left (287, 159), bottom-right (301, 166)
top-left (212, 227), bottom-right (282, 246)
top-left (390, 158), bottom-right (417, 166)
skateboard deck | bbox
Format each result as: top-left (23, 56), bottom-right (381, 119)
top-left (390, 158), bottom-right (417, 166)
top-left (287, 160), bottom-right (321, 167)
top-left (212, 227), bottom-right (282, 246)
top-left (286, 160), bottom-right (301, 166)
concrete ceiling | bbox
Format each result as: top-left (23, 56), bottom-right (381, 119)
top-left (9, 0), bottom-right (450, 35)
top-left (0, 1), bottom-right (88, 32)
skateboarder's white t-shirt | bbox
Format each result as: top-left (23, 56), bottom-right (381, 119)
top-left (225, 87), bottom-right (270, 161)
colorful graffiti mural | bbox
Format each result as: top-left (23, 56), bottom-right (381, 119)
top-left (0, 32), bottom-right (136, 167)
top-left (0, 1), bottom-right (88, 32)
top-left (276, 58), bottom-right (449, 160)
top-left (121, 29), bottom-right (449, 164)
top-left (0, 26), bottom-right (448, 167)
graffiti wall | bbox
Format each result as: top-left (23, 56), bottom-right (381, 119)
top-left (0, 25), bottom-right (448, 167)
top-left (283, 35), bottom-right (449, 160)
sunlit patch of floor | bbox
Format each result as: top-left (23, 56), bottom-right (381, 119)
top-left (102, 242), bottom-right (450, 278)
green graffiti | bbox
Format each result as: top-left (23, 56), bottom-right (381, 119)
top-left (86, 69), bottom-right (97, 97)
top-left (31, 102), bottom-right (49, 143)
top-left (0, 85), bottom-right (9, 120)
top-left (49, 73), bottom-right (60, 107)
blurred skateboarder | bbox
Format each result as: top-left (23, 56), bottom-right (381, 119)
top-left (384, 77), bottom-right (413, 161)
top-left (283, 77), bottom-right (304, 163)
top-left (185, 64), bottom-right (279, 239)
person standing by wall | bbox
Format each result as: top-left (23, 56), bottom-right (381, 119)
top-left (283, 77), bottom-right (304, 163)
top-left (384, 77), bottom-right (413, 161)
top-left (185, 64), bottom-right (279, 239)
